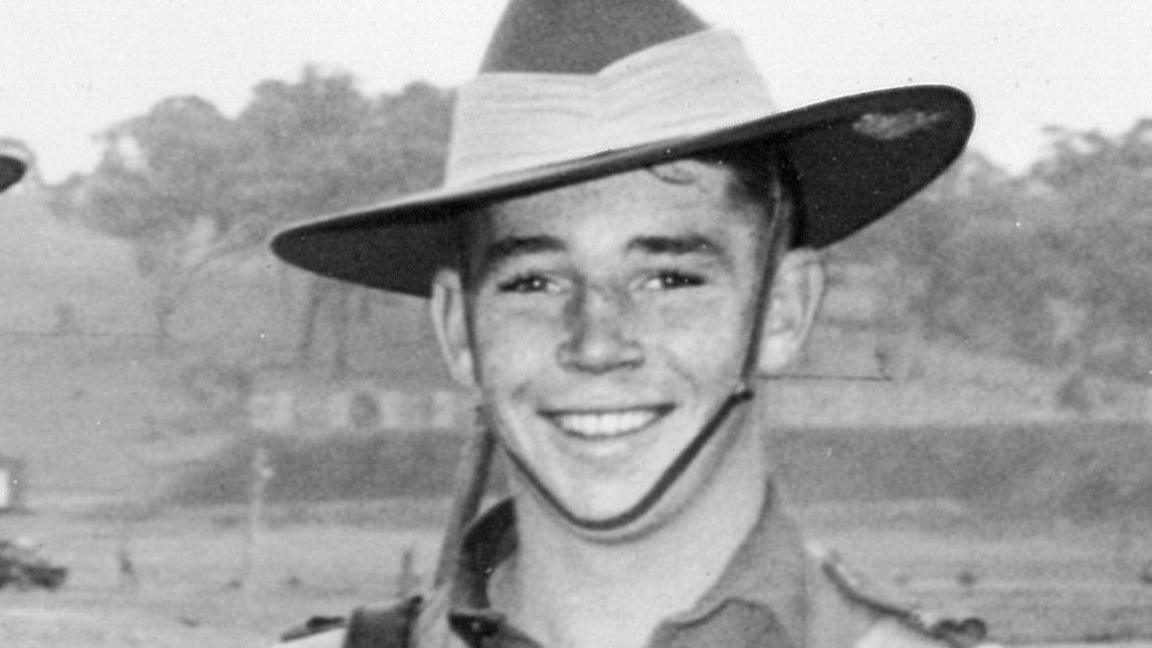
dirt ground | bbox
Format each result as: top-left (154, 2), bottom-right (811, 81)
top-left (2, 496), bottom-right (1151, 647)
top-left (0, 496), bottom-right (445, 647)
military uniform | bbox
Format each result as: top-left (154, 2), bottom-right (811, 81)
top-left (280, 485), bottom-right (987, 648)
top-left (269, 1), bottom-right (979, 646)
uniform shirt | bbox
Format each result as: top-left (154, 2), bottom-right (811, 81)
top-left (283, 485), bottom-right (981, 648)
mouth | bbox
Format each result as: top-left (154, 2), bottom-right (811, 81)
top-left (544, 405), bottom-right (673, 439)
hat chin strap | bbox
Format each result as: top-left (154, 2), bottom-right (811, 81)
top-left (488, 205), bottom-right (783, 534)
top-left (486, 386), bottom-right (754, 532)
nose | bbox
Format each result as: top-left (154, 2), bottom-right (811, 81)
top-left (556, 284), bottom-right (644, 373)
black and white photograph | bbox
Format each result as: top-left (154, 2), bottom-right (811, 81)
top-left (1, 2), bottom-right (1150, 646)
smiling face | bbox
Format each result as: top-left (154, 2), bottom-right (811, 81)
top-left (432, 160), bottom-right (818, 535)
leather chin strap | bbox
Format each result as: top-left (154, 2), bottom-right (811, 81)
top-left (489, 388), bottom-right (754, 531)
top-left (489, 186), bottom-right (787, 533)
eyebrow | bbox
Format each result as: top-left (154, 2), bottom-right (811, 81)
top-left (627, 234), bottom-right (723, 257)
top-left (628, 233), bottom-right (735, 274)
top-left (473, 231), bottom-right (732, 282)
top-left (475, 235), bottom-right (566, 281)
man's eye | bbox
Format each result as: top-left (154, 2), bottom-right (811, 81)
top-left (642, 272), bottom-right (704, 290)
top-left (497, 274), bottom-right (555, 293)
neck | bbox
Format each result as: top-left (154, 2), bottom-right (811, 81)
top-left (496, 401), bottom-right (770, 648)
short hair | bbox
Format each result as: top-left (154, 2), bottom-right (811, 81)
top-left (643, 143), bottom-right (799, 267)
top-left (688, 141), bottom-right (801, 250)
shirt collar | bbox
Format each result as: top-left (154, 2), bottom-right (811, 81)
top-left (446, 482), bottom-right (807, 646)
top-left (672, 482), bottom-right (808, 636)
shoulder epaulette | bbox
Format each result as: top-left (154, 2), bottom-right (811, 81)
top-left (280, 615), bottom-right (346, 643)
top-left (818, 549), bottom-right (988, 648)
top-left (279, 595), bottom-right (423, 647)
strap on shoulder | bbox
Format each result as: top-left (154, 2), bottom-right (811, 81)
top-left (819, 550), bottom-right (988, 648)
top-left (342, 595), bottom-right (424, 648)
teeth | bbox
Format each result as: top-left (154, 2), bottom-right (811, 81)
top-left (553, 410), bottom-right (658, 437)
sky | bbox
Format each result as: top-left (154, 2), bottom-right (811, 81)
top-left (2, 0), bottom-right (1150, 183)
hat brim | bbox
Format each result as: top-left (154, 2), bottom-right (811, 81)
top-left (0, 155), bottom-right (26, 194)
top-left (271, 85), bottom-right (974, 296)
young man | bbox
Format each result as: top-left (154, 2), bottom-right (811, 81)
top-left (272, 1), bottom-right (984, 646)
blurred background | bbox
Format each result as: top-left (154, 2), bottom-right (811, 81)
top-left (0, 2), bottom-right (1150, 646)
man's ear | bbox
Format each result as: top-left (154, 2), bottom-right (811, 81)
top-left (430, 268), bottom-right (477, 389)
top-left (756, 247), bottom-right (825, 375)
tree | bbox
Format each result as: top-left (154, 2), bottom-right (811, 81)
top-left (1025, 119), bottom-right (1152, 380)
top-left (1030, 119), bottom-right (1152, 222)
top-left (51, 95), bottom-right (238, 343)
top-left (228, 74), bottom-right (452, 371)
top-left (835, 120), bottom-right (1152, 384)
top-left (51, 69), bottom-right (453, 365)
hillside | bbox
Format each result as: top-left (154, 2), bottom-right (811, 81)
top-left (1, 184), bottom-right (1149, 506)
top-left (0, 183), bottom-right (151, 334)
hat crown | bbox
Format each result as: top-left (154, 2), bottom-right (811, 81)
top-left (269, 1), bottom-right (975, 299)
top-left (481, 0), bottom-right (707, 74)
